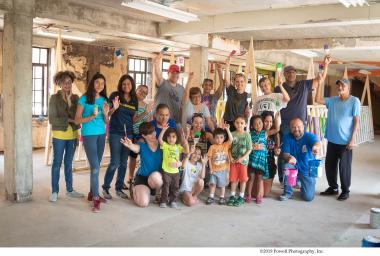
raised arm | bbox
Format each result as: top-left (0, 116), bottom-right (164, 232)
top-left (158, 124), bottom-right (168, 145)
top-left (224, 58), bottom-right (231, 88)
top-left (153, 53), bottom-right (164, 86)
top-left (315, 73), bottom-right (325, 105)
top-left (224, 123), bottom-right (233, 146)
top-left (312, 55), bottom-right (331, 90)
top-left (200, 155), bottom-right (208, 179)
top-left (182, 72), bottom-right (194, 105)
top-left (120, 137), bottom-right (141, 153)
top-left (214, 63), bottom-right (225, 100)
top-left (278, 75), bottom-right (290, 104)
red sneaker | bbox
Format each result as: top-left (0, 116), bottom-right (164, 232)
top-left (256, 196), bottom-right (262, 204)
top-left (87, 192), bottom-right (106, 203)
top-left (92, 198), bottom-right (100, 213)
top-left (245, 195), bottom-right (252, 203)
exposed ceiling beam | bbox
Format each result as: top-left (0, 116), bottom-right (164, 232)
top-left (348, 70), bottom-right (380, 77)
top-left (160, 3), bottom-right (380, 36)
top-left (33, 0), bottom-right (158, 38)
top-left (245, 37), bottom-right (380, 51)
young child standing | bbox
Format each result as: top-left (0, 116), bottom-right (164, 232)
top-left (180, 146), bottom-right (208, 207)
top-left (206, 124), bottom-right (233, 205)
top-left (227, 115), bottom-right (252, 207)
top-left (246, 115), bottom-right (279, 204)
top-left (158, 125), bottom-right (189, 208)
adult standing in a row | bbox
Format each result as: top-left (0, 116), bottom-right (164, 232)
top-left (101, 74), bottom-right (138, 200)
top-left (153, 53), bottom-right (184, 127)
top-left (316, 78), bottom-right (360, 201)
top-left (274, 56), bottom-right (331, 183)
top-left (48, 71), bottom-right (84, 202)
top-left (75, 73), bottom-right (109, 213)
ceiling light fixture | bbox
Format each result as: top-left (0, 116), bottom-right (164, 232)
top-left (339, 0), bottom-right (369, 8)
top-left (290, 50), bottom-right (319, 58)
top-left (35, 30), bottom-right (96, 42)
top-left (121, 0), bottom-right (199, 23)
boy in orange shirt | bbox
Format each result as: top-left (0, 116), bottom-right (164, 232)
top-left (206, 123), bottom-right (233, 205)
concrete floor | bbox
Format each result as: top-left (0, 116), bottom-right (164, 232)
top-left (0, 137), bottom-right (379, 247)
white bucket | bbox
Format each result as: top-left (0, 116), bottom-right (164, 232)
top-left (370, 208), bottom-right (380, 229)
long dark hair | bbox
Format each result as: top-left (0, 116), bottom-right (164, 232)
top-left (85, 73), bottom-right (108, 104)
top-left (117, 74), bottom-right (138, 104)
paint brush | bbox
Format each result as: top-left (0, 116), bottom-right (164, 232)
top-left (124, 124), bottom-right (127, 138)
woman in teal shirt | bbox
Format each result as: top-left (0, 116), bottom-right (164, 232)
top-left (75, 73), bottom-right (109, 213)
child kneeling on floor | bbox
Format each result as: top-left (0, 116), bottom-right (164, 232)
top-left (158, 125), bottom-right (189, 208)
top-left (206, 123), bottom-right (233, 205)
top-left (180, 145), bottom-right (207, 206)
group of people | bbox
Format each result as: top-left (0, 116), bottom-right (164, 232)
top-left (48, 52), bottom-right (361, 213)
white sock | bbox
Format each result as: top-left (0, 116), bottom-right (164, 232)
top-left (231, 191), bottom-right (236, 197)
top-left (239, 192), bottom-right (244, 198)
top-left (209, 193), bottom-right (214, 198)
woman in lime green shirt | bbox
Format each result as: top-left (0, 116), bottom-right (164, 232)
top-left (48, 71), bottom-right (84, 202)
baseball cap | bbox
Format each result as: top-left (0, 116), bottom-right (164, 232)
top-left (168, 64), bottom-right (180, 73)
top-left (336, 79), bottom-right (350, 86)
top-left (283, 65), bottom-right (297, 73)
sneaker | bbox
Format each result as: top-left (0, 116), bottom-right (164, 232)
top-left (88, 192), bottom-right (107, 203)
top-left (102, 188), bottom-right (112, 200)
top-left (227, 196), bottom-right (236, 206)
top-left (66, 190), bottom-right (84, 198)
top-left (219, 197), bottom-right (226, 205)
top-left (279, 194), bottom-right (292, 201)
top-left (245, 195), bottom-right (252, 203)
top-left (116, 190), bottom-right (129, 199)
top-left (154, 195), bottom-right (161, 204)
top-left (206, 197), bottom-right (215, 205)
top-left (159, 203), bottom-right (167, 208)
top-left (256, 196), bottom-right (262, 204)
top-left (320, 187), bottom-right (339, 196)
top-left (92, 198), bottom-right (101, 213)
top-left (49, 192), bottom-right (58, 202)
top-left (233, 196), bottom-right (245, 207)
top-left (169, 202), bottom-right (178, 209)
top-left (337, 192), bottom-right (349, 201)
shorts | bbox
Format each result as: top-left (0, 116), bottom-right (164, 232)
top-left (134, 175), bottom-right (156, 195)
top-left (268, 166), bottom-right (277, 179)
top-left (229, 163), bottom-right (248, 183)
top-left (209, 170), bottom-right (228, 187)
top-left (248, 166), bottom-right (264, 175)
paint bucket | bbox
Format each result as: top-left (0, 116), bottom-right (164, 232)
top-left (309, 159), bottom-right (322, 178)
top-left (362, 235), bottom-right (380, 247)
top-left (370, 208), bottom-right (380, 229)
top-left (284, 167), bottom-right (298, 187)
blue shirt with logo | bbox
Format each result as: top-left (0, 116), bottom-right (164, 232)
top-left (151, 118), bottom-right (177, 139)
top-left (282, 132), bottom-right (319, 176)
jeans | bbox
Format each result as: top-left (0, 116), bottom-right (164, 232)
top-left (283, 165), bottom-right (316, 201)
top-left (82, 134), bottom-right (106, 197)
top-left (278, 123), bottom-right (291, 183)
top-left (102, 133), bottom-right (130, 191)
top-left (51, 138), bottom-right (77, 193)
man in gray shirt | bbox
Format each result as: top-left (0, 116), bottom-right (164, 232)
top-left (153, 53), bottom-right (184, 126)
top-left (274, 56), bottom-right (331, 183)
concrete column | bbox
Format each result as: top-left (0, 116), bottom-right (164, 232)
top-left (189, 46), bottom-right (208, 87)
top-left (2, 0), bottom-right (34, 202)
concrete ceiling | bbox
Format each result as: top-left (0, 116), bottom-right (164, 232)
top-left (219, 24), bottom-right (380, 41)
top-left (171, 0), bottom-right (341, 16)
